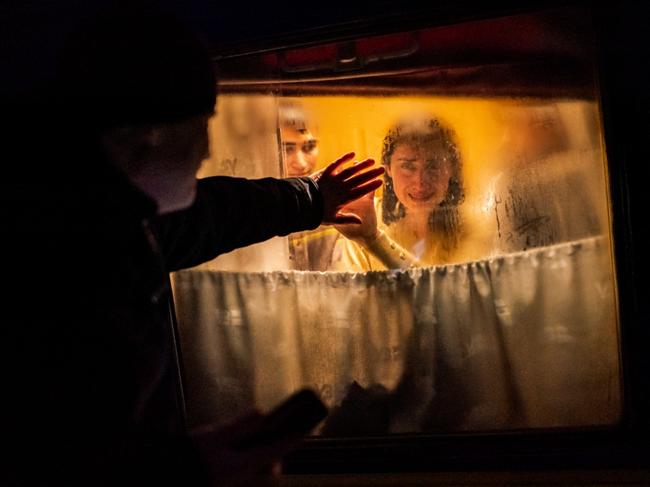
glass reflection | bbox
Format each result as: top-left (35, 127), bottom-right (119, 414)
top-left (481, 102), bottom-right (607, 253)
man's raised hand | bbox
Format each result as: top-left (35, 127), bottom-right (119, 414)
top-left (311, 152), bottom-right (384, 225)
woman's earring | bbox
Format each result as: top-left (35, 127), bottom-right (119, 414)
top-left (447, 178), bottom-right (457, 203)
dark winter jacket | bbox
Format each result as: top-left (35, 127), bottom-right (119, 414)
top-left (3, 115), bottom-right (323, 485)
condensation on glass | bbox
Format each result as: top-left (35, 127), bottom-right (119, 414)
top-left (171, 6), bottom-right (621, 437)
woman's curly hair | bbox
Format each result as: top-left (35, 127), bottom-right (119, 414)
top-left (381, 116), bottom-right (464, 248)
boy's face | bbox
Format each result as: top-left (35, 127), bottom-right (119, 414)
top-left (280, 124), bottom-right (318, 177)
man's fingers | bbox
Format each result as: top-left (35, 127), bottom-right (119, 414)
top-left (322, 152), bottom-right (355, 177)
top-left (345, 179), bottom-right (383, 202)
top-left (336, 158), bottom-right (375, 181)
top-left (344, 167), bottom-right (384, 188)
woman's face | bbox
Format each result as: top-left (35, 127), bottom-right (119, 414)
top-left (386, 140), bottom-right (452, 214)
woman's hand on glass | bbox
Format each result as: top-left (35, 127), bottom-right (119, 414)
top-left (333, 191), bottom-right (379, 245)
top-left (310, 152), bottom-right (383, 227)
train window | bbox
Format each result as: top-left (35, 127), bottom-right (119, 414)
top-left (171, 6), bottom-right (621, 437)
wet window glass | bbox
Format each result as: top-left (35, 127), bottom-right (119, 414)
top-left (171, 6), bottom-right (621, 437)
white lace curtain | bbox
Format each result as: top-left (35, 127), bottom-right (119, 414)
top-left (171, 236), bottom-right (620, 434)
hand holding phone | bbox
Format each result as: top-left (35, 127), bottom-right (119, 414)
top-left (232, 388), bottom-right (328, 449)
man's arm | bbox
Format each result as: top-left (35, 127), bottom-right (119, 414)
top-left (155, 176), bottom-right (323, 272)
top-left (155, 153), bottom-right (384, 272)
